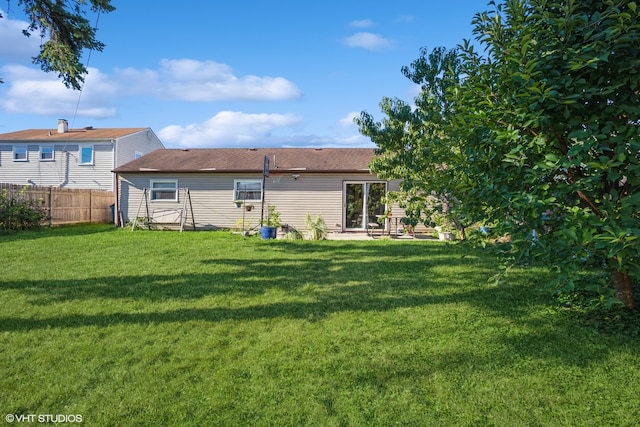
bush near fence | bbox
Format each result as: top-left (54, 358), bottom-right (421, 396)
top-left (0, 184), bottom-right (115, 226)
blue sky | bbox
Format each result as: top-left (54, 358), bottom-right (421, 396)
top-left (0, 1), bottom-right (485, 148)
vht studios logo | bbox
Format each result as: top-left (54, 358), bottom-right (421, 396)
top-left (5, 413), bottom-right (83, 423)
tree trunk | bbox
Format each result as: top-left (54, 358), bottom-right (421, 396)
top-left (451, 217), bottom-right (467, 241)
top-left (611, 269), bottom-right (636, 310)
top-left (457, 225), bottom-right (467, 241)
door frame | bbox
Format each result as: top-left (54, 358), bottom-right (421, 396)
top-left (343, 180), bottom-right (388, 232)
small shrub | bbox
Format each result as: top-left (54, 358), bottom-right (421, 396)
top-left (305, 212), bottom-right (328, 240)
top-left (0, 188), bottom-right (48, 233)
top-left (282, 224), bottom-right (304, 240)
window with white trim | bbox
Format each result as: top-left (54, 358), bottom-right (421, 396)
top-left (13, 145), bottom-right (28, 162)
top-left (134, 151), bottom-right (143, 159)
top-left (234, 179), bottom-right (262, 202)
top-left (150, 179), bottom-right (178, 201)
top-left (40, 145), bottom-right (54, 161)
top-left (79, 145), bottom-right (94, 165)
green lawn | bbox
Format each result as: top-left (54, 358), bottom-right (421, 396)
top-left (1, 225), bottom-right (639, 426)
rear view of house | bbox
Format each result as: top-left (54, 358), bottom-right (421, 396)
top-left (0, 120), bottom-right (164, 191)
top-left (113, 147), bottom-right (405, 234)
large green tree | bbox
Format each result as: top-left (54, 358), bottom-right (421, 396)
top-left (1, 0), bottom-right (115, 89)
top-left (360, 0), bottom-right (639, 309)
top-left (356, 47), bottom-right (477, 240)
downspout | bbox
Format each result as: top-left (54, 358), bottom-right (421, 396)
top-left (114, 172), bottom-right (120, 226)
top-left (57, 119), bottom-right (70, 187)
top-left (112, 139), bottom-right (118, 226)
top-left (112, 139), bottom-right (117, 193)
top-left (58, 151), bottom-right (69, 187)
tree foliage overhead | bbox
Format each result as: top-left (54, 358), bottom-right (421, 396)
top-left (1, 0), bottom-right (115, 89)
top-left (358, 0), bottom-right (640, 309)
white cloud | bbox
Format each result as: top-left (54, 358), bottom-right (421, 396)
top-left (115, 59), bottom-right (301, 101)
top-left (158, 111), bottom-right (303, 148)
top-left (339, 112), bottom-right (360, 127)
top-left (0, 65), bottom-right (117, 117)
top-left (343, 32), bottom-right (392, 50)
top-left (1, 57), bottom-right (301, 119)
top-left (157, 111), bottom-right (375, 149)
top-left (0, 9), bottom-right (41, 60)
top-left (296, 134), bottom-right (373, 149)
top-left (349, 19), bottom-right (373, 28)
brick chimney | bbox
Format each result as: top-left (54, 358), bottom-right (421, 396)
top-left (57, 119), bottom-right (69, 134)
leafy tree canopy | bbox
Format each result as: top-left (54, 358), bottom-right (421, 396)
top-left (356, 47), bottom-right (477, 240)
top-left (1, 0), bottom-right (115, 89)
top-left (358, 0), bottom-right (640, 309)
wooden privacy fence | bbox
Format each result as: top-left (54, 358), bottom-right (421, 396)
top-left (1, 183), bottom-right (115, 225)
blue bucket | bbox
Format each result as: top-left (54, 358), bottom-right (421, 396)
top-left (261, 226), bottom-right (277, 239)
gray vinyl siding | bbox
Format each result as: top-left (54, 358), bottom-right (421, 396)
top-left (118, 172), bottom-right (404, 232)
top-left (114, 130), bottom-right (164, 167)
top-left (0, 129), bottom-right (162, 191)
top-left (119, 173), bottom-right (255, 230)
top-left (0, 143), bottom-right (112, 189)
top-left (65, 144), bottom-right (114, 190)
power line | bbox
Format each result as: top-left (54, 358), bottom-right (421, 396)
top-left (69, 8), bottom-right (103, 129)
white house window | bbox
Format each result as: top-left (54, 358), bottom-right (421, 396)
top-left (234, 180), bottom-right (262, 202)
top-left (134, 151), bottom-right (143, 159)
top-left (13, 145), bottom-right (28, 162)
top-left (79, 145), bottom-right (94, 165)
top-left (150, 180), bottom-right (178, 201)
top-left (40, 145), bottom-right (54, 161)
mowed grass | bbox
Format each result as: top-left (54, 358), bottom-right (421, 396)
top-left (1, 225), bottom-right (639, 426)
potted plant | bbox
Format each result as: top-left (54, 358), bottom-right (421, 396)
top-left (400, 217), bottom-right (418, 236)
top-left (432, 213), bottom-right (456, 241)
top-left (233, 199), bottom-right (254, 211)
top-left (260, 204), bottom-right (281, 239)
top-left (438, 228), bottom-right (456, 241)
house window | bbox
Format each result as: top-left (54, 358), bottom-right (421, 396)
top-left (79, 145), bottom-right (94, 165)
top-left (40, 145), bottom-right (54, 161)
top-left (150, 180), bottom-right (178, 201)
top-left (135, 151), bottom-right (143, 159)
top-left (234, 180), bottom-right (262, 201)
top-left (13, 145), bottom-right (28, 162)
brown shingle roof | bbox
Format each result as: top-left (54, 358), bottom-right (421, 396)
top-left (0, 127), bottom-right (148, 141)
top-left (113, 148), bottom-right (375, 173)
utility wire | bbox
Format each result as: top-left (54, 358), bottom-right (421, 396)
top-left (69, 8), bottom-right (102, 129)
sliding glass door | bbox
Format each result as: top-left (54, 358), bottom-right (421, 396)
top-left (344, 182), bottom-right (387, 231)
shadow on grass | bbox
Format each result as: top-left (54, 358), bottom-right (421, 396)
top-left (0, 272), bottom-right (546, 336)
top-left (3, 236), bottom-right (635, 370)
top-left (1, 273), bottom-right (622, 370)
top-left (0, 291), bottom-right (465, 330)
top-left (0, 223), bottom-right (117, 243)
top-left (0, 242), bottom-right (496, 306)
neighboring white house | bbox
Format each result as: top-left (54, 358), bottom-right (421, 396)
top-left (0, 119), bottom-right (164, 191)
